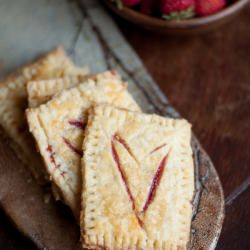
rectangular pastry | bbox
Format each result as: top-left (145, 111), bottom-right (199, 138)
top-left (27, 74), bottom-right (89, 108)
top-left (0, 46), bottom-right (88, 183)
top-left (26, 71), bottom-right (140, 218)
top-left (81, 105), bottom-right (194, 250)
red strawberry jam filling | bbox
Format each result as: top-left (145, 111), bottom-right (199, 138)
top-left (46, 144), bottom-right (62, 174)
top-left (63, 137), bottom-right (83, 157)
top-left (111, 135), bottom-right (143, 228)
top-left (143, 150), bottom-right (170, 213)
top-left (113, 133), bottom-right (134, 159)
top-left (68, 120), bottom-right (85, 130)
top-left (149, 143), bottom-right (166, 154)
top-left (111, 133), bottom-right (170, 227)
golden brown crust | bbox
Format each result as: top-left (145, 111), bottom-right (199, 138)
top-left (81, 105), bottom-right (194, 250)
top-left (0, 46), bottom-right (86, 183)
top-left (26, 71), bottom-right (140, 218)
top-left (27, 74), bottom-right (89, 108)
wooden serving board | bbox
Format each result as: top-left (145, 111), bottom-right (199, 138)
top-left (0, 0), bottom-right (224, 249)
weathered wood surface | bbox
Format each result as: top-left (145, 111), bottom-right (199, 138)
top-left (0, 130), bottom-right (80, 250)
top-left (0, 0), bottom-right (224, 249)
top-left (119, 4), bottom-right (250, 250)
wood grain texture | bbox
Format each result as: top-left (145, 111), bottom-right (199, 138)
top-left (0, 130), bottom-right (79, 250)
top-left (217, 188), bottom-right (250, 250)
top-left (0, 0), bottom-right (224, 249)
top-left (0, 210), bottom-right (35, 250)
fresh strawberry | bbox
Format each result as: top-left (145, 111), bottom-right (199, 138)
top-left (161, 0), bottom-right (195, 14)
top-left (161, 0), bottom-right (195, 20)
top-left (195, 0), bottom-right (226, 16)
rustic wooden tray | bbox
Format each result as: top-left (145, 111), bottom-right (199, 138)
top-left (0, 0), bottom-right (224, 249)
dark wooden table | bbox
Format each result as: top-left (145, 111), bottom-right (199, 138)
top-left (0, 4), bottom-right (250, 250)
top-left (119, 7), bottom-right (250, 250)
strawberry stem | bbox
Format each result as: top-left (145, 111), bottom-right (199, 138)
top-left (162, 7), bottom-right (195, 21)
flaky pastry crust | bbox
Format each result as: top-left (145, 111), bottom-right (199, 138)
top-left (81, 105), bottom-right (194, 250)
top-left (26, 71), bottom-right (140, 217)
top-left (0, 46), bottom-right (86, 183)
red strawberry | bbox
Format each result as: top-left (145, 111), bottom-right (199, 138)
top-left (161, 0), bottom-right (195, 20)
top-left (195, 0), bottom-right (226, 16)
top-left (161, 0), bottom-right (195, 14)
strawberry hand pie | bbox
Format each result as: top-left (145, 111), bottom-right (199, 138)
top-left (26, 71), bottom-right (140, 218)
top-left (81, 105), bottom-right (194, 250)
top-left (0, 47), bottom-right (88, 184)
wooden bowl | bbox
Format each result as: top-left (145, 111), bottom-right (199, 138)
top-left (104, 0), bottom-right (249, 35)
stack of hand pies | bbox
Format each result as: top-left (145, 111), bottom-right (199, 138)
top-left (0, 47), bottom-right (194, 250)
